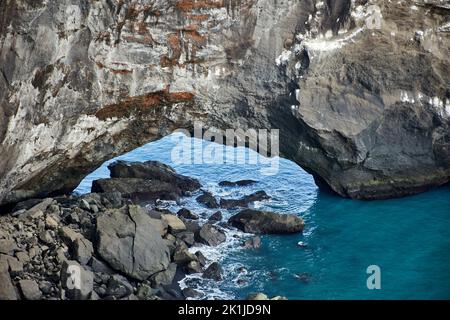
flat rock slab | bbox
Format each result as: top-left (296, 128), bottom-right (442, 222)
top-left (229, 209), bottom-right (305, 234)
top-left (91, 178), bottom-right (182, 202)
top-left (108, 160), bottom-right (201, 193)
top-left (96, 205), bottom-right (170, 281)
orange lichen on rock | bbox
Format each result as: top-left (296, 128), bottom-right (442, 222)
top-left (110, 69), bottom-right (133, 75)
top-left (183, 29), bottom-right (207, 46)
top-left (185, 13), bottom-right (210, 22)
top-left (95, 90), bottom-right (195, 120)
top-left (176, 0), bottom-right (225, 11)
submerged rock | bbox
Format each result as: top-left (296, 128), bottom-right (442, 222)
top-left (202, 262), bottom-right (223, 281)
top-left (208, 211), bottom-right (223, 223)
top-left (196, 191), bottom-right (219, 209)
top-left (243, 236), bottom-right (262, 249)
top-left (219, 180), bottom-right (258, 187)
top-left (197, 224), bottom-right (226, 247)
top-left (229, 209), bottom-right (304, 234)
top-left (220, 191), bottom-right (270, 209)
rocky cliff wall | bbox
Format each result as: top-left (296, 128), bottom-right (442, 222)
top-left (0, 0), bottom-right (449, 205)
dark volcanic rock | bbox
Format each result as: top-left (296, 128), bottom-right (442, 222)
top-left (229, 209), bottom-right (305, 234)
top-left (208, 211), bottom-right (223, 223)
top-left (183, 287), bottom-right (204, 299)
top-left (91, 178), bottom-right (182, 203)
top-left (197, 224), bottom-right (226, 247)
top-left (96, 205), bottom-right (170, 281)
top-left (220, 191), bottom-right (270, 209)
top-left (196, 191), bottom-right (219, 209)
top-left (106, 275), bottom-right (134, 299)
top-left (219, 180), bottom-right (258, 187)
top-left (202, 262), bottom-right (223, 281)
top-left (177, 208), bottom-right (199, 220)
top-left (108, 161), bottom-right (201, 194)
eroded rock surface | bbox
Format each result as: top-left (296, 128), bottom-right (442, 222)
top-left (0, 0), bottom-right (449, 203)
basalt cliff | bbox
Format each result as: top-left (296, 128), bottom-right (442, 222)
top-left (0, 0), bottom-right (449, 205)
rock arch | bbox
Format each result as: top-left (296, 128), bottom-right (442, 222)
top-left (0, 0), bottom-right (449, 206)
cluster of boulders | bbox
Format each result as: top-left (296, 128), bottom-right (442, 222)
top-left (0, 161), bottom-right (304, 300)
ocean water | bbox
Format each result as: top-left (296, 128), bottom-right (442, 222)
top-left (75, 133), bottom-right (450, 300)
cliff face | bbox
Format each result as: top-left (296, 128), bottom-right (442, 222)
top-left (0, 0), bottom-right (449, 205)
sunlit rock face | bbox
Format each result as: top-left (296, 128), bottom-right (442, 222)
top-left (0, 0), bottom-right (449, 205)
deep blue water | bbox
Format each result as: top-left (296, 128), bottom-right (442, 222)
top-left (75, 134), bottom-right (450, 300)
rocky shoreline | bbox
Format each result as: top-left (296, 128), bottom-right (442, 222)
top-left (0, 161), bottom-right (303, 300)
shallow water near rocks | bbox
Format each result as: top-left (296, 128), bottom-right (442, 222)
top-left (75, 134), bottom-right (450, 300)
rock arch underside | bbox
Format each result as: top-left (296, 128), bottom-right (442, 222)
top-left (0, 0), bottom-right (449, 206)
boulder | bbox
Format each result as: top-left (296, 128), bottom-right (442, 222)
top-left (106, 275), bottom-right (134, 299)
top-left (185, 260), bottom-right (202, 274)
top-left (182, 219), bottom-right (201, 234)
top-left (229, 209), bottom-right (305, 234)
top-left (177, 208), bottom-right (199, 220)
top-left (108, 161), bottom-right (201, 193)
top-left (202, 262), bottom-right (223, 281)
top-left (136, 283), bottom-right (155, 300)
top-left (0, 260), bottom-right (18, 300)
top-left (150, 263), bottom-right (177, 287)
top-left (220, 191), bottom-right (270, 209)
top-left (161, 214), bottom-right (186, 233)
top-left (96, 205), bottom-right (170, 281)
top-left (0, 239), bottom-right (17, 255)
top-left (197, 224), bottom-right (226, 247)
top-left (173, 244), bottom-right (198, 265)
top-left (208, 211), bottom-right (223, 223)
top-left (59, 227), bottom-right (83, 244)
top-left (176, 231), bottom-right (195, 247)
top-left (196, 191), bottom-right (219, 209)
top-left (0, 254), bottom-right (23, 276)
top-left (90, 258), bottom-right (114, 275)
top-left (18, 280), bottom-right (42, 300)
top-left (195, 251), bottom-right (208, 267)
top-left (20, 198), bottom-right (54, 219)
top-left (73, 237), bottom-right (93, 265)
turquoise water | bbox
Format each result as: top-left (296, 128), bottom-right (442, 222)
top-left (75, 134), bottom-right (450, 300)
